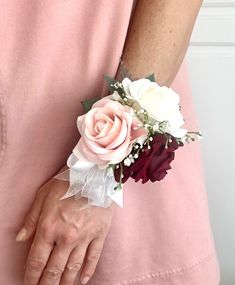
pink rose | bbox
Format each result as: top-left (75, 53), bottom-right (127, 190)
top-left (73, 97), bottom-right (147, 168)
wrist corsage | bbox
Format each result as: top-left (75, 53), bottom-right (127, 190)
top-left (55, 73), bottom-right (202, 208)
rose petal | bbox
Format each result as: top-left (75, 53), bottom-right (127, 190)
top-left (96, 115), bottom-right (122, 146)
top-left (92, 97), bottom-right (113, 108)
top-left (94, 112), bottom-right (113, 126)
top-left (129, 79), bottom-right (159, 101)
top-left (96, 120), bottom-right (113, 139)
top-left (98, 139), bottom-right (131, 164)
top-left (73, 139), bottom-right (106, 166)
top-left (84, 137), bottom-right (110, 154)
top-left (77, 114), bottom-right (86, 134)
top-left (107, 116), bottom-right (128, 149)
top-left (122, 77), bottom-right (132, 95)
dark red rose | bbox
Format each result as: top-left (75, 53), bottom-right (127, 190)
top-left (114, 134), bottom-right (183, 184)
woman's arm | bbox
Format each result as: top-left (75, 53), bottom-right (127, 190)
top-left (116, 0), bottom-right (203, 86)
top-left (18, 2), bottom-right (203, 285)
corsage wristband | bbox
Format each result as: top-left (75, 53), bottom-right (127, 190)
top-left (54, 73), bottom-right (202, 208)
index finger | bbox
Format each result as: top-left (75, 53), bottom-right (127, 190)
top-left (24, 232), bottom-right (54, 285)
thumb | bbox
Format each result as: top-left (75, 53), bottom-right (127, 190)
top-left (16, 188), bottom-right (46, 242)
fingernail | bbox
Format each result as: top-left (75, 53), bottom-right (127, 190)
top-left (16, 228), bottom-right (27, 242)
top-left (81, 276), bottom-right (90, 284)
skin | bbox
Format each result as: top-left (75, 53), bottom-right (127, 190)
top-left (16, 1), bottom-right (203, 285)
top-left (116, 0), bottom-right (203, 86)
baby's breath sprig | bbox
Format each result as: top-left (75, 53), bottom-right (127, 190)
top-left (113, 163), bottom-right (124, 191)
top-left (135, 108), bottom-right (153, 128)
top-left (142, 130), bottom-right (154, 150)
top-left (177, 131), bottom-right (202, 144)
top-left (163, 133), bottom-right (174, 149)
top-left (104, 75), bottom-right (126, 100)
top-left (156, 121), bottom-right (168, 134)
top-left (125, 142), bottom-right (143, 164)
top-left (104, 75), bottom-right (156, 129)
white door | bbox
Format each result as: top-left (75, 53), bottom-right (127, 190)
top-left (186, 1), bottom-right (235, 284)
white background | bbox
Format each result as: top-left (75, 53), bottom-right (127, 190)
top-left (186, 0), bottom-right (235, 284)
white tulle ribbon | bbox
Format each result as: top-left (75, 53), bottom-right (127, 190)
top-left (54, 153), bottom-right (123, 208)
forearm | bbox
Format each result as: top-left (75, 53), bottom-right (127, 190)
top-left (116, 0), bottom-right (203, 86)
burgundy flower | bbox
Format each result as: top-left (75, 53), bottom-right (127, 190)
top-left (114, 134), bottom-right (183, 184)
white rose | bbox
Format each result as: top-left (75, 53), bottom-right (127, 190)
top-left (122, 78), bottom-right (187, 138)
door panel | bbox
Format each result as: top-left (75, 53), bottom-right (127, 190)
top-left (186, 1), bottom-right (235, 284)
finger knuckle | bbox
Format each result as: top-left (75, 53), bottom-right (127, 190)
top-left (62, 228), bottom-right (78, 245)
top-left (44, 267), bottom-right (63, 280)
top-left (87, 251), bottom-right (100, 263)
top-left (27, 258), bottom-right (45, 272)
top-left (39, 221), bottom-right (53, 240)
top-left (66, 261), bottom-right (82, 272)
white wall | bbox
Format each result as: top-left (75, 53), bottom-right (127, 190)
top-left (186, 1), bottom-right (235, 284)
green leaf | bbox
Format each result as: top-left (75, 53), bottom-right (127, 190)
top-left (103, 74), bottom-right (117, 85)
top-left (103, 74), bottom-right (125, 99)
top-left (146, 73), bottom-right (155, 82)
top-left (81, 98), bottom-right (99, 113)
top-left (103, 74), bottom-right (118, 93)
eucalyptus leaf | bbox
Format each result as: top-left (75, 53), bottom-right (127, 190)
top-left (146, 73), bottom-right (155, 82)
top-left (81, 98), bottom-right (99, 113)
top-left (104, 74), bottom-right (125, 99)
top-left (103, 75), bottom-right (118, 93)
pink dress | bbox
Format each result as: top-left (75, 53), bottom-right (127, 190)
top-left (0, 0), bottom-right (220, 284)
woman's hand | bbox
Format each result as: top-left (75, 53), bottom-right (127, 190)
top-left (16, 177), bottom-right (116, 285)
